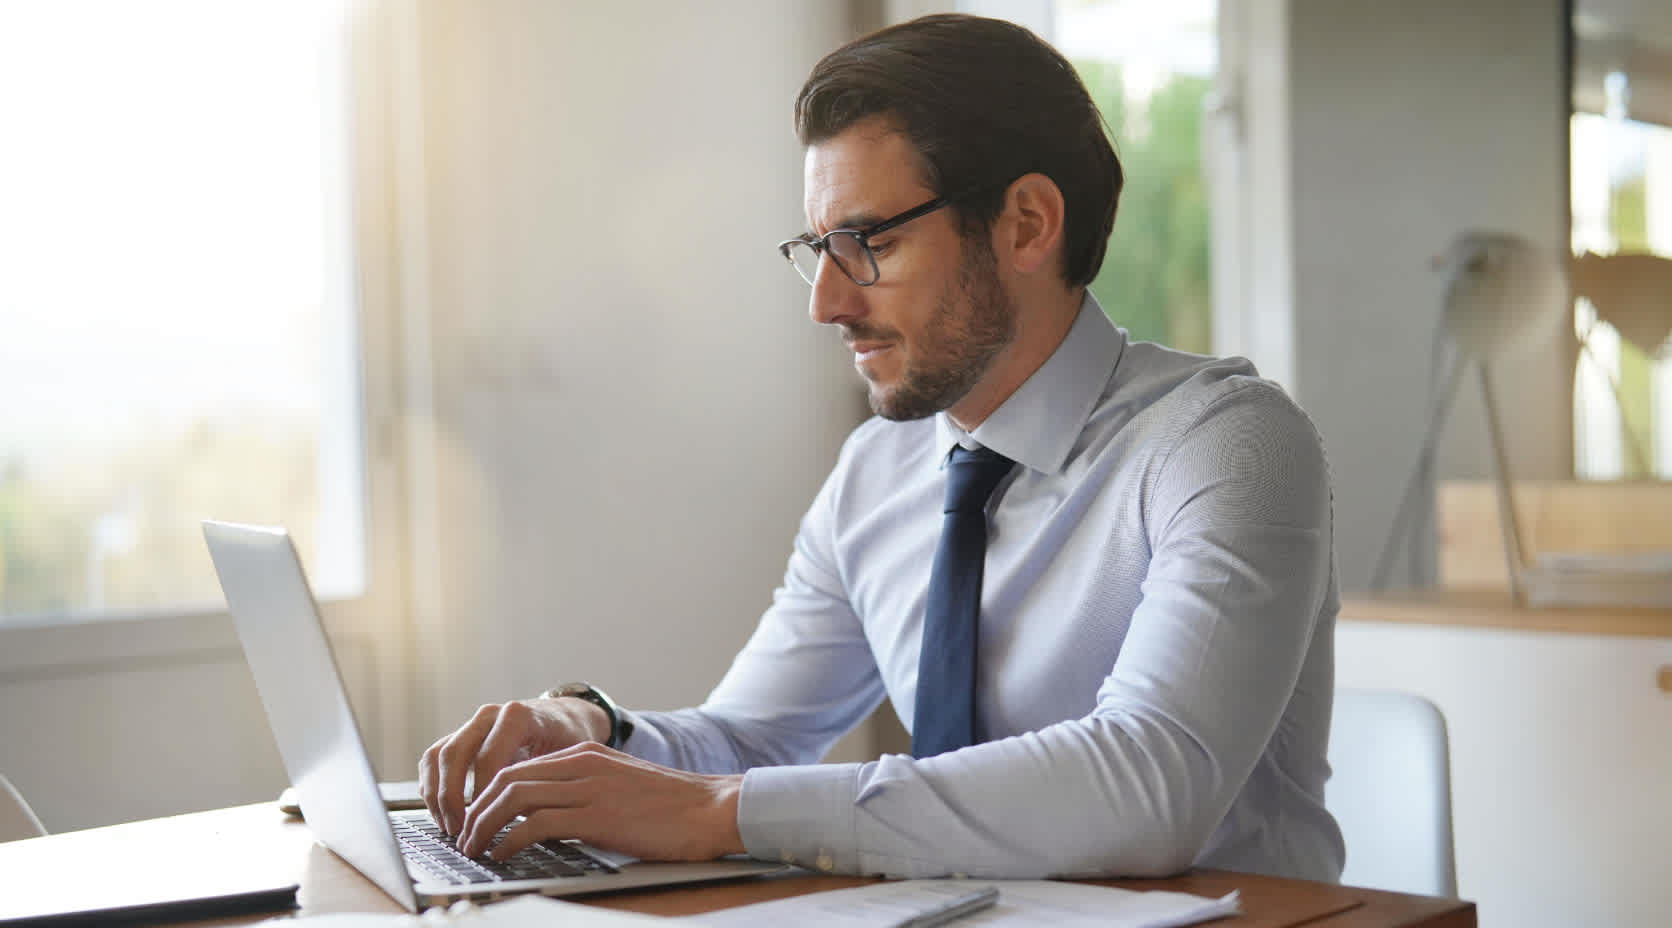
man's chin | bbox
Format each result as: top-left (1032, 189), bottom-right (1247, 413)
top-left (867, 383), bottom-right (940, 422)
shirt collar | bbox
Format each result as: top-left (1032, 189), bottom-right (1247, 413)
top-left (933, 292), bottom-right (1126, 475)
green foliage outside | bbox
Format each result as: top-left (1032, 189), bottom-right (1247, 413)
top-left (1609, 174), bottom-right (1655, 476)
top-left (1072, 59), bottom-right (1213, 354)
top-left (0, 458), bottom-right (88, 616)
top-left (0, 424), bottom-right (321, 621)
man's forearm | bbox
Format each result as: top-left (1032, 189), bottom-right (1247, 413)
top-left (735, 716), bottom-right (1225, 879)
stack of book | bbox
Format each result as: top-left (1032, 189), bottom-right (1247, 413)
top-left (1522, 550), bottom-right (1672, 608)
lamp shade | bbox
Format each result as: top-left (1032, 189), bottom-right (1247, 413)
top-left (1437, 231), bottom-right (1569, 361)
top-left (1569, 251), bottom-right (1672, 357)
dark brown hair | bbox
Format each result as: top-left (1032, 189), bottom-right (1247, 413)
top-left (794, 13), bottom-right (1122, 288)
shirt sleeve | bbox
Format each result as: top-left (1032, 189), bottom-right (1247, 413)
top-left (619, 443), bottom-right (890, 776)
top-left (736, 383), bottom-right (1335, 878)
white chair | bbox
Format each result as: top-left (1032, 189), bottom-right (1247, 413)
top-left (1326, 687), bottom-right (1457, 897)
top-left (0, 774), bottom-right (47, 842)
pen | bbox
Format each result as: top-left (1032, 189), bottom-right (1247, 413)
top-left (889, 885), bottom-right (1000, 928)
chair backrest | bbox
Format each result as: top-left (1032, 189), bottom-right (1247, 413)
top-left (1326, 687), bottom-right (1457, 897)
top-left (0, 774), bottom-right (47, 842)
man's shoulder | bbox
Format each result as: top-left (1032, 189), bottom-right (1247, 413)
top-left (1110, 344), bottom-right (1331, 520)
top-left (1100, 341), bottom-right (1320, 464)
top-left (1117, 339), bottom-right (1256, 391)
top-left (1111, 341), bottom-right (1293, 424)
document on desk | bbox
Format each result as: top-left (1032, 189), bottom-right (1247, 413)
top-left (690, 879), bottom-right (1240, 927)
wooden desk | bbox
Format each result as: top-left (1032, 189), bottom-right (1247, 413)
top-left (0, 803), bottom-right (1476, 927)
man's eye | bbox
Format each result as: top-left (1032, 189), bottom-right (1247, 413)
top-left (868, 239), bottom-right (896, 258)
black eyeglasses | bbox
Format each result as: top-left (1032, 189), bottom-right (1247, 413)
top-left (776, 194), bottom-right (954, 288)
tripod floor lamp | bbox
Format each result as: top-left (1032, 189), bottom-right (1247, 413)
top-left (1372, 231), bottom-right (1569, 601)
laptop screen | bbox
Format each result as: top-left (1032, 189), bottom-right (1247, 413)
top-left (204, 520), bottom-right (420, 912)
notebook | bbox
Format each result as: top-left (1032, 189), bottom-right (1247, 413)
top-left (203, 520), bottom-right (785, 911)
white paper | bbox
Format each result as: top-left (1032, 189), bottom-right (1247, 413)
top-left (689, 879), bottom-right (1240, 928)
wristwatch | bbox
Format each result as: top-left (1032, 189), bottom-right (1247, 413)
top-left (541, 682), bottom-right (634, 748)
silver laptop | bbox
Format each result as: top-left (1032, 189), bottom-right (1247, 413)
top-left (203, 520), bottom-right (784, 910)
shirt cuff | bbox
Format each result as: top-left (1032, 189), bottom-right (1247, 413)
top-left (739, 762), bottom-right (863, 873)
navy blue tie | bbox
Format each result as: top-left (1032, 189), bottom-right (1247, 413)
top-left (912, 444), bottom-right (1015, 758)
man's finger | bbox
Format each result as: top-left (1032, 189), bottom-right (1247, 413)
top-left (468, 702), bottom-right (537, 817)
top-left (459, 747), bottom-right (613, 855)
top-left (458, 756), bottom-right (554, 850)
top-left (418, 738), bottom-right (446, 826)
top-left (460, 776), bottom-right (581, 858)
top-left (436, 705), bottom-right (502, 834)
top-left (490, 805), bottom-right (596, 861)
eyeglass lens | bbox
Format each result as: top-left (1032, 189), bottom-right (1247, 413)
top-left (785, 232), bottom-right (877, 287)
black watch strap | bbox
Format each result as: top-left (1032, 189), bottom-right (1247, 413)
top-left (541, 682), bottom-right (634, 748)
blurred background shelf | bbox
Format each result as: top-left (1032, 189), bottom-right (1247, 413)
top-left (1344, 588), bottom-right (1672, 637)
top-left (1437, 480), bottom-right (1672, 604)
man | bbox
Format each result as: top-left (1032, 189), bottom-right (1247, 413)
top-left (420, 14), bottom-right (1344, 882)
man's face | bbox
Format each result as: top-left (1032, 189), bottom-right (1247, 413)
top-left (802, 119), bottom-right (1016, 422)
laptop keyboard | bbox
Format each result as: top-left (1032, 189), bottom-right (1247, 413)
top-left (391, 813), bottom-right (619, 886)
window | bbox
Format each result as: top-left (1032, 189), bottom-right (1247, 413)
top-left (0, 1), bottom-right (365, 622)
top-left (1054, 0), bottom-right (1216, 353)
top-left (1570, 24), bottom-right (1672, 480)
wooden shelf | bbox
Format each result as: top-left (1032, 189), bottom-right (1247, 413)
top-left (1342, 589), bottom-right (1672, 639)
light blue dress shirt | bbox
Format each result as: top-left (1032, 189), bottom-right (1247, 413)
top-left (624, 294), bottom-right (1344, 882)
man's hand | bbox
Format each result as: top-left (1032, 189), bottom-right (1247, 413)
top-left (418, 697), bottom-right (610, 836)
top-left (455, 743), bottom-right (745, 862)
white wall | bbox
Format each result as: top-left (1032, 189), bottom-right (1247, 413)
top-left (400, 1), bottom-right (867, 748)
top-left (1225, 1), bottom-right (1571, 592)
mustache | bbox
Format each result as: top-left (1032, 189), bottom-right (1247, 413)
top-left (840, 322), bottom-right (899, 346)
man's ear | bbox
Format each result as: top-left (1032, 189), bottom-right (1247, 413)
top-left (994, 173), bottom-right (1066, 277)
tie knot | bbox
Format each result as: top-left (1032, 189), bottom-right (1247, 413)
top-left (943, 445), bottom-right (1015, 514)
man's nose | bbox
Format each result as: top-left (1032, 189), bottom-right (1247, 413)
top-left (807, 255), bottom-right (865, 327)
